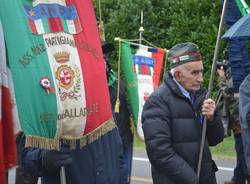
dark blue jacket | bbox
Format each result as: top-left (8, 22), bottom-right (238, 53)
top-left (18, 128), bottom-right (125, 184)
top-left (239, 74), bottom-right (250, 176)
top-left (142, 73), bottom-right (224, 184)
top-left (224, 0), bottom-right (250, 92)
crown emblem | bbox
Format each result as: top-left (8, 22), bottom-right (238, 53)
top-left (53, 52), bottom-right (70, 63)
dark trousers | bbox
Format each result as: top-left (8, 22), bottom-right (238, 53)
top-left (15, 165), bottom-right (38, 184)
top-left (122, 143), bottom-right (133, 184)
top-left (232, 134), bottom-right (250, 184)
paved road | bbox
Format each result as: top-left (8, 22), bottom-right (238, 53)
top-left (131, 149), bottom-right (234, 184)
top-left (8, 149), bottom-right (235, 184)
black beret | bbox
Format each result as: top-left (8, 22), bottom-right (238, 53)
top-left (168, 42), bottom-right (202, 68)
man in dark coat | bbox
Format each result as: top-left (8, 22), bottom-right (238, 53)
top-left (102, 42), bottom-right (134, 184)
top-left (16, 42), bottom-right (126, 184)
top-left (17, 127), bottom-right (123, 184)
top-left (217, 62), bottom-right (250, 184)
top-left (142, 42), bottom-right (224, 184)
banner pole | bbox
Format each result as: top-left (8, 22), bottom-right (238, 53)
top-left (60, 166), bottom-right (67, 184)
top-left (139, 10), bottom-right (144, 45)
top-left (197, 0), bottom-right (228, 178)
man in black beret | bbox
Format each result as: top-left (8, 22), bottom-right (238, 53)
top-left (142, 42), bottom-right (224, 184)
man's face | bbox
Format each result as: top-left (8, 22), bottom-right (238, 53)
top-left (174, 61), bottom-right (204, 92)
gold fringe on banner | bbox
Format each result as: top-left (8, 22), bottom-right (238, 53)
top-left (80, 119), bottom-right (116, 148)
top-left (25, 136), bottom-right (60, 150)
top-left (25, 119), bottom-right (117, 151)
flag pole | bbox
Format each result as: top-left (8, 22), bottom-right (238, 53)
top-left (119, 39), bottom-right (153, 48)
top-left (60, 166), bottom-right (66, 184)
top-left (139, 10), bottom-right (144, 45)
top-left (196, 0), bottom-right (228, 178)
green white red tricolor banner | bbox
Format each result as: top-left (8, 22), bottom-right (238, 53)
top-left (120, 41), bottom-right (165, 140)
top-left (0, 0), bottom-right (115, 150)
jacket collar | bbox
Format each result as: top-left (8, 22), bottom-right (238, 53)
top-left (164, 72), bottom-right (186, 98)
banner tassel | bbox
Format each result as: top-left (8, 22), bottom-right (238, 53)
top-left (114, 38), bottom-right (121, 113)
top-left (114, 98), bottom-right (120, 113)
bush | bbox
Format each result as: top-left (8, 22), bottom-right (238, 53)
top-left (94, 0), bottom-right (227, 89)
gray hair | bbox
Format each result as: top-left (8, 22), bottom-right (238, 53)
top-left (170, 65), bottom-right (185, 78)
top-left (170, 68), bottom-right (175, 76)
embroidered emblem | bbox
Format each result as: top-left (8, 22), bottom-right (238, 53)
top-left (55, 65), bottom-right (75, 90)
top-left (55, 65), bottom-right (81, 101)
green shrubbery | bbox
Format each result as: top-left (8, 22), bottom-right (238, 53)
top-left (94, 0), bottom-right (226, 88)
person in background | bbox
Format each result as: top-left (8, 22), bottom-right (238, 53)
top-left (17, 125), bottom-right (124, 184)
top-left (239, 74), bottom-right (250, 184)
top-left (102, 42), bottom-right (134, 184)
top-left (223, 0), bottom-right (250, 91)
top-left (142, 42), bottom-right (224, 184)
top-left (223, 0), bottom-right (250, 183)
top-left (216, 61), bottom-right (250, 184)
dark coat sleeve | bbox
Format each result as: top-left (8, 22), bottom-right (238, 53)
top-left (142, 95), bottom-right (199, 184)
top-left (206, 110), bottom-right (224, 146)
top-left (239, 75), bottom-right (250, 175)
top-left (240, 75), bottom-right (250, 129)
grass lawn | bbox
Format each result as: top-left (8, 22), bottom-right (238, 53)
top-left (210, 135), bottom-right (236, 159)
top-left (134, 135), bottom-right (236, 160)
top-left (133, 135), bottom-right (146, 149)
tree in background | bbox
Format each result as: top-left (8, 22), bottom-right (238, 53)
top-left (94, 0), bottom-right (227, 87)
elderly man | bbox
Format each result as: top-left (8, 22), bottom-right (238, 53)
top-left (142, 42), bottom-right (224, 184)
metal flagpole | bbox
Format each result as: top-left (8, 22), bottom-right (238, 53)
top-left (139, 10), bottom-right (144, 45)
top-left (60, 166), bottom-right (67, 184)
top-left (118, 39), bottom-right (153, 48)
top-left (196, 0), bottom-right (228, 178)
top-left (59, 139), bottom-right (66, 183)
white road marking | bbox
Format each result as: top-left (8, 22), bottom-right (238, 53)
top-left (133, 157), bottom-right (234, 172)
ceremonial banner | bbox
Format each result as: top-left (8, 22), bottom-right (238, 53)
top-left (121, 42), bottom-right (165, 140)
top-left (0, 0), bottom-right (115, 150)
top-left (0, 20), bottom-right (17, 184)
top-left (24, 3), bottom-right (82, 35)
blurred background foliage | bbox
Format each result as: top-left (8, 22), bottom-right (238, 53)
top-left (93, 0), bottom-right (242, 94)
